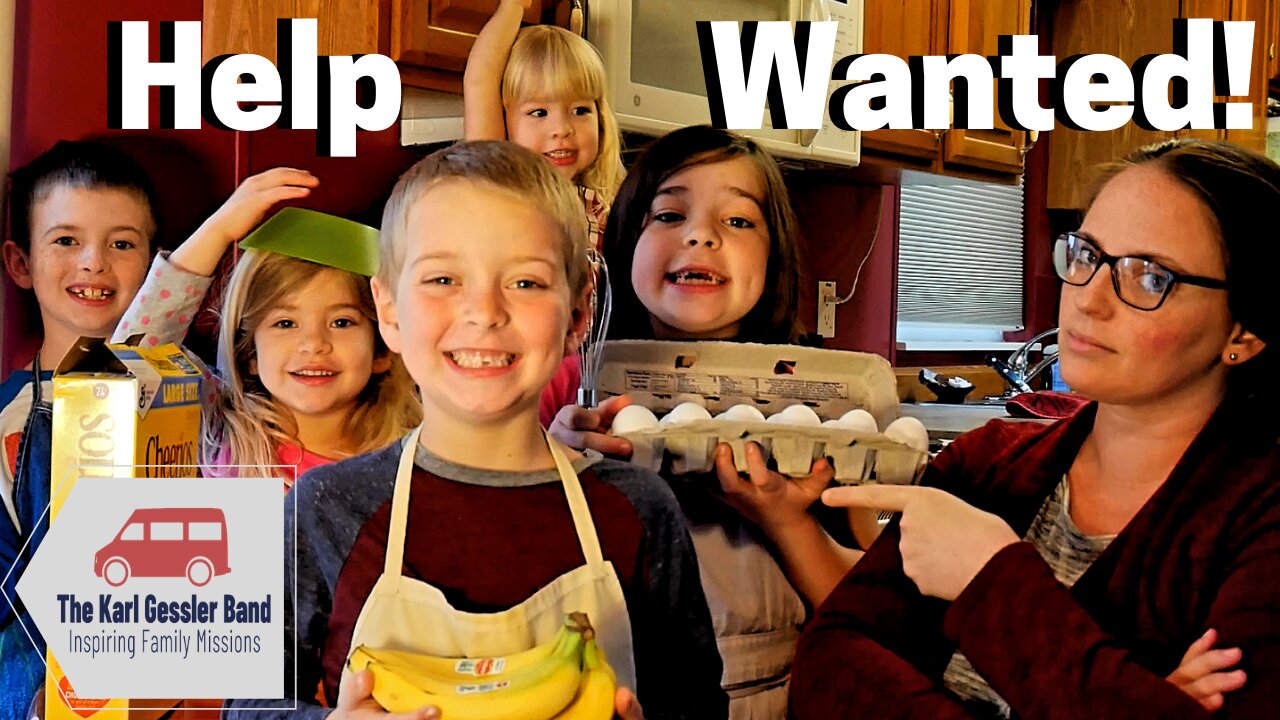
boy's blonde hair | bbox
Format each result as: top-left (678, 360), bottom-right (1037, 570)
top-left (502, 25), bottom-right (625, 203)
top-left (378, 140), bottom-right (591, 299)
top-left (210, 250), bottom-right (420, 474)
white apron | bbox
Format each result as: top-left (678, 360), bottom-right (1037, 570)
top-left (341, 427), bottom-right (637, 692)
top-left (674, 481), bottom-right (806, 720)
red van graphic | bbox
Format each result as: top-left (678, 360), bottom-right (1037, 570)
top-left (93, 508), bottom-right (230, 587)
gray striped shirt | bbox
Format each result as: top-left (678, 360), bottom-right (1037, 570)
top-left (941, 477), bottom-right (1115, 718)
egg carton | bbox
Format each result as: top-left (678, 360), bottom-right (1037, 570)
top-left (596, 340), bottom-right (902, 430)
top-left (612, 404), bottom-right (930, 484)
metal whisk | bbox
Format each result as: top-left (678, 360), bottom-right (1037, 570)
top-left (578, 248), bottom-right (613, 408)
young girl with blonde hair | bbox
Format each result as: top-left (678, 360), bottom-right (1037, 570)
top-left (467, 0), bottom-right (628, 422)
top-left (112, 168), bottom-right (419, 486)
top-left (465, 0), bottom-right (625, 248)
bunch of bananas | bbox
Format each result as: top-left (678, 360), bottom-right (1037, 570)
top-left (348, 612), bottom-right (618, 720)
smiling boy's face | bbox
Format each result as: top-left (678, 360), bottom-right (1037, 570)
top-left (3, 185), bottom-right (152, 353)
top-left (372, 180), bottom-right (584, 428)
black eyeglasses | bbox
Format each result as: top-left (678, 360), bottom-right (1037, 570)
top-left (1052, 232), bottom-right (1228, 311)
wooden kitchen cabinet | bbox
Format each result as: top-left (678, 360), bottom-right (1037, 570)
top-left (1047, 0), bottom-right (1278, 209)
top-left (944, 0), bottom-right (1033, 173)
top-left (203, 1), bottom-right (573, 93)
top-left (386, 0), bottom-right (562, 92)
top-left (860, 0), bottom-right (949, 162)
top-left (1222, 0), bottom-right (1275, 152)
top-left (1179, 0), bottom-right (1273, 151)
top-left (1178, 0), bottom-right (1231, 144)
top-left (1271, 0), bottom-right (1280, 81)
top-left (1046, 0), bottom-right (1182, 209)
top-left (860, 0), bottom-right (1032, 178)
top-left (202, 0), bottom-right (382, 62)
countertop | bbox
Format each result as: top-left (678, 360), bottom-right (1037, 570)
top-left (899, 402), bottom-right (1050, 441)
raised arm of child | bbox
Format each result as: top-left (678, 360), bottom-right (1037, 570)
top-left (110, 168), bottom-right (317, 347)
top-left (463, 0), bottom-right (532, 141)
top-left (169, 168), bottom-right (318, 277)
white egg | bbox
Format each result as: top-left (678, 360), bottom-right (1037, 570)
top-left (611, 404), bottom-right (659, 434)
top-left (716, 404), bottom-right (766, 422)
top-left (767, 404), bottom-right (822, 426)
top-left (821, 419), bottom-right (843, 428)
top-left (836, 408), bottom-right (878, 433)
top-left (660, 401), bottom-right (712, 426)
top-left (883, 417), bottom-right (929, 452)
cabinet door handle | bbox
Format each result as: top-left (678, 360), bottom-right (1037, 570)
top-left (570, 0), bottom-right (585, 36)
top-left (1021, 129), bottom-right (1040, 157)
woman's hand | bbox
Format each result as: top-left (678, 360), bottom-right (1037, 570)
top-left (822, 485), bottom-right (1019, 601)
top-left (170, 167), bottom-right (318, 276)
top-left (615, 687), bottom-right (644, 719)
top-left (713, 441), bottom-right (832, 532)
top-left (329, 669), bottom-right (439, 720)
top-left (1167, 628), bottom-right (1246, 711)
top-left (549, 395), bottom-right (634, 457)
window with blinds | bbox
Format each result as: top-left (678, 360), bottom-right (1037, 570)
top-left (896, 171), bottom-right (1025, 338)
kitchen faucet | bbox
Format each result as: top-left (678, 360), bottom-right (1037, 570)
top-left (985, 328), bottom-right (1059, 397)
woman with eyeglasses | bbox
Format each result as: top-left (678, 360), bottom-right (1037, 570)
top-left (789, 139), bottom-right (1280, 719)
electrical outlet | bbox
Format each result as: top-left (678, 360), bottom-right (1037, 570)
top-left (817, 281), bottom-right (838, 337)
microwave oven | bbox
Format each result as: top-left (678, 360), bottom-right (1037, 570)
top-left (587, 0), bottom-right (862, 166)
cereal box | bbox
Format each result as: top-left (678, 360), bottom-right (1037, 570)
top-left (45, 336), bottom-right (203, 720)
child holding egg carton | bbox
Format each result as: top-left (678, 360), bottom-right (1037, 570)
top-left (550, 126), bottom-right (867, 720)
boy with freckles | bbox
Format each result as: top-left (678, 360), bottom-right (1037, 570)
top-left (0, 140), bottom-right (156, 717)
top-left (226, 141), bottom-right (727, 720)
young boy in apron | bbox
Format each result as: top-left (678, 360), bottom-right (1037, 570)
top-left (225, 141), bottom-right (727, 720)
top-left (0, 140), bottom-right (157, 718)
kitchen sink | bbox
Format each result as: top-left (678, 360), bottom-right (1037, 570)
top-left (898, 401), bottom-right (1013, 440)
top-left (953, 395), bottom-right (1016, 407)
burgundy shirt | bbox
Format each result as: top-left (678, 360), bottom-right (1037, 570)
top-left (262, 441), bottom-right (728, 720)
top-left (791, 398), bottom-right (1280, 719)
top-left (319, 464), bottom-right (646, 693)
